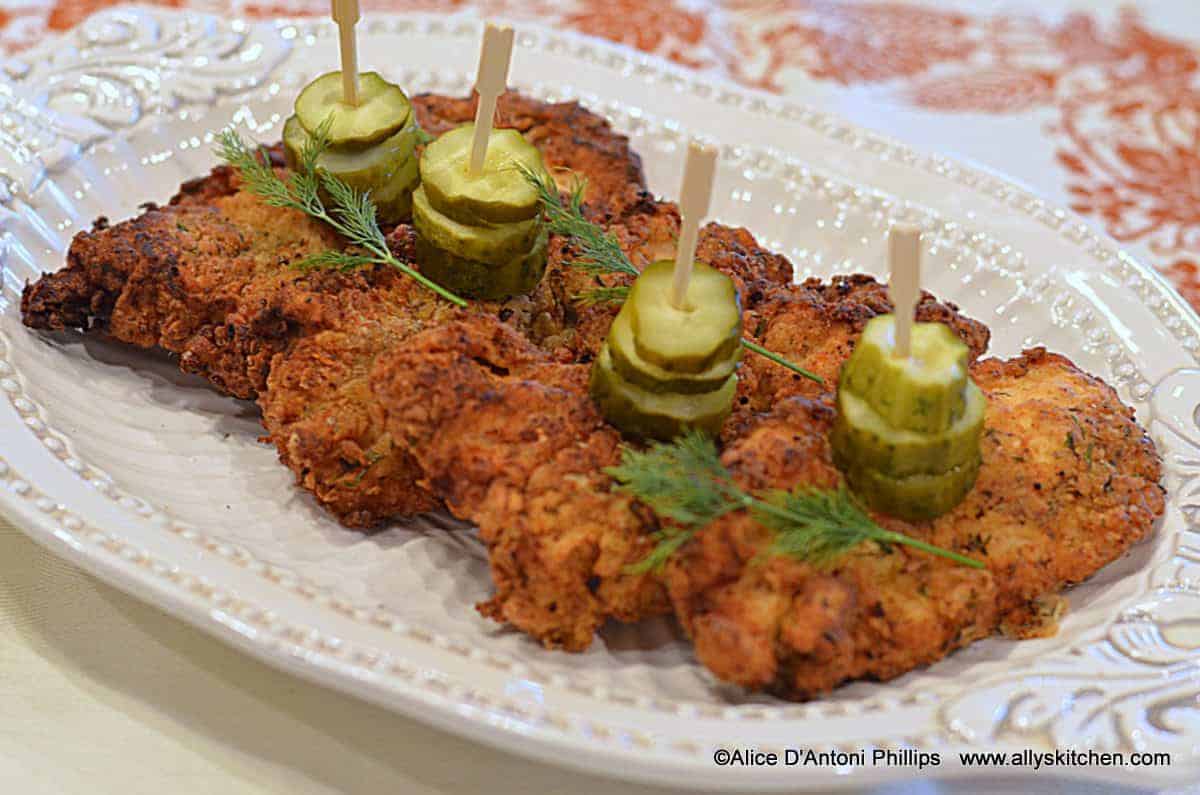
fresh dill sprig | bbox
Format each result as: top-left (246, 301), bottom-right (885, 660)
top-left (608, 430), bottom-right (984, 574)
top-left (607, 431), bottom-right (740, 526)
top-left (574, 285), bottom-right (630, 306)
top-left (295, 250), bottom-right (379, 273)
top-left (319, 171), bottom-right (391, 253)
top-left (215, 125), bottom-right (467, 308)
top-left (520, 167), bottom-right (821, 384)
top-left (740, 339), bottom-right (812, 379)
top-left (520, 164), bottom-right (638, 285)
top-left (754, 485), bottom-right (893, 567)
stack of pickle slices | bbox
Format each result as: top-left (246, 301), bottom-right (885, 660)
top-left (413, 124), bottom-right (552, 299)
top-left (591, 260), bottom-right (742, 440)
top-left (282, 71), bottom-right (422, 224)
top-left (832, 316), bottom-right (986, 521)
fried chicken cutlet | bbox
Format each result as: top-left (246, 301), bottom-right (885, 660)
top-left (251, 123), bottom-right (804, 525)
top-left (371, 274), bottom-right (993, 652)
top-left (372, 317), bottom-right (668, 650)
top-left (20, 92), bottom-right (653, 526)
top-left (665, 349), bottom-right (1163, 698)
top-left (374, 283), bottom-right (1162, 699)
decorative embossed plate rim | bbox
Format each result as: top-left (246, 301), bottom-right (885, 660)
top-left (0, 8), bottom-right (1198, 790)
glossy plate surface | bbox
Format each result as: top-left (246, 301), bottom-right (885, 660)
top-left (0, 8), bottom-right (1198, 790)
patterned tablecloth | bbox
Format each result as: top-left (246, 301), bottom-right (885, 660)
top-left (3, 0), bottom-right (1200, 311)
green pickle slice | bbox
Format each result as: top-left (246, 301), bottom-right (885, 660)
top-left (841, 315), bottom-right (969, 434)
top-left (283, 115), bottom-right (420, 223)
top-left (421, 124), bottom-right (549, 225)
top-left (366, 164), bottom-right (419, 223)
top-left (412, 186), bottom-right (542, 265)
top-left (841, 456), bottom-right (981, 523)
top-left (295, 72), bottom-right (412, 146)
top-left (589, 346), bottom-right (736, 441)
top-left (832, 313), bottom-right (988, 520)
top-left (832, 380), bottom-right (985, 478)
top-left (607, 311), bottom-right (739, 394)
top-left (416, 228), bottom-right (548, 300)
top-left (628, 260), bottom-right (742, 374)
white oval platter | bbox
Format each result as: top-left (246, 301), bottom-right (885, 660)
top-left (0, 8), bottom-right (1198, 791)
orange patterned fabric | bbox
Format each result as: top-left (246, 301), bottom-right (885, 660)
top-left (5, 0), bottom-right (1200, 312)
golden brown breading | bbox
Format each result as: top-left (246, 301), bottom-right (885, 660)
top-left (22, 92), bottom-right (646, 390)
top-left (22, 84), bottom-right (1164, 702)
top-left (21, 92), bottom-right (653, 526)
top-left (371, 276), bottom-right (991, 650)
top-left (254, 268), bottom-right (455, 523)
top-left (370, 267), bottom-right (1161, 690)
top-left (21, 85), bottom-right (814, 527)
top-left (256, 227), bottom-right (580, 525)
top-left (967, 349), bottom-right (1165, 636)
top-left (742, 275), bottom-right (991, 408)
top-left (21, 182), bottom-right (343, 398)
top-left (555, 213), bottom-right (801, 362)
top-left (372, 317), bottom-right (668, 650)
top-left (665, 349), bottom-right (1163, 699)
top-left (414, 92), bottom-right (646, 211)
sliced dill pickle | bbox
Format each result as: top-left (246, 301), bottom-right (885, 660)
top-left (626, 260), bottom-right (742, 375)
top-left (282, 114), bottom-right (307, 171)
top-left (831, 380), bottom-right (985, 478)
top-left (607, 309), bottom-right (739, 395)
top-left (415, 228), bottom-right (548, 300)
top-left (283, 115), bottom-right (420, 183)
top-left (589, 345), bottom-right (736, 441)
top-left (367, 160), bottom-right (419, 223)
top-left (283, 114), bottom-right (420, 223)
top-left (295, 71), bottom-right (412, 146)
top-left (411, 186), bottom-right (542, 265)
top-left (840, 315), bottom-right (970, 434)
top-left (841, 455), bottom-right (981, 522)
top-left (420, 124), bottom-right (549, 225)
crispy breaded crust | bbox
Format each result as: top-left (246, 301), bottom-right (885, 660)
top-left (414, 92), bottom-right (645, 211)
top-left (665, 348), bottom-right (1162, 698)
top-left (742, 275), bottom-right (991, 408)
top-left (372, 317), bottom-right (668, 650)
top-left (21, 92), bottom-right (650, 526)
top-left (373, 273), bottom-right (998, 651)
top-left (967, 349), bottom-right (1164, 635)
top-left (21, 89), bottom-right (1165, 696)
top-left (373, 269), bottom-right (1162, 694)
top-left (551, 215), bottom-right (802, 362)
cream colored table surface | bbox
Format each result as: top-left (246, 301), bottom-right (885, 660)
top-left (2, 518), bottom-right (1186, 794)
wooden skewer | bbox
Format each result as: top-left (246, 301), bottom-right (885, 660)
top-left (469, 23), bottom-right (515, 176)
top-left (331, 0), bottom-right (361, 105)
top-left (888, 224), bottom-right (922, 358)
top-left (669, 142), bottom-right (719, 310)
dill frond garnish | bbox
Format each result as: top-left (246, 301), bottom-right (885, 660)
top-left (215, 124), bottom-right (467, 308)
top-left (609, 431), bottom-right (740, 526)
top-left (520, 167), bottom-right (821, 384)
top-left (520, 164), bottom-right (638, 284)
top-left (754, 486), bottom-right (893, 567)
top-left (293, 250), bottom-right (379, 273)
top-left (574, 285), bottom-right (631, 307)
top-left (608, 430), bottom-right (984, 574)
top-left (740, 339), bottom-right (812, 379)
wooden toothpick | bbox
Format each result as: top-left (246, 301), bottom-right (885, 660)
top-left (469, 23), bottom-right (515, 176)
top-left (888, 224), bottom-right (922, 358)
top-left (331, 0), bottom-right (361, 105)
top-left (669, 142), bottom-right (719, 310)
